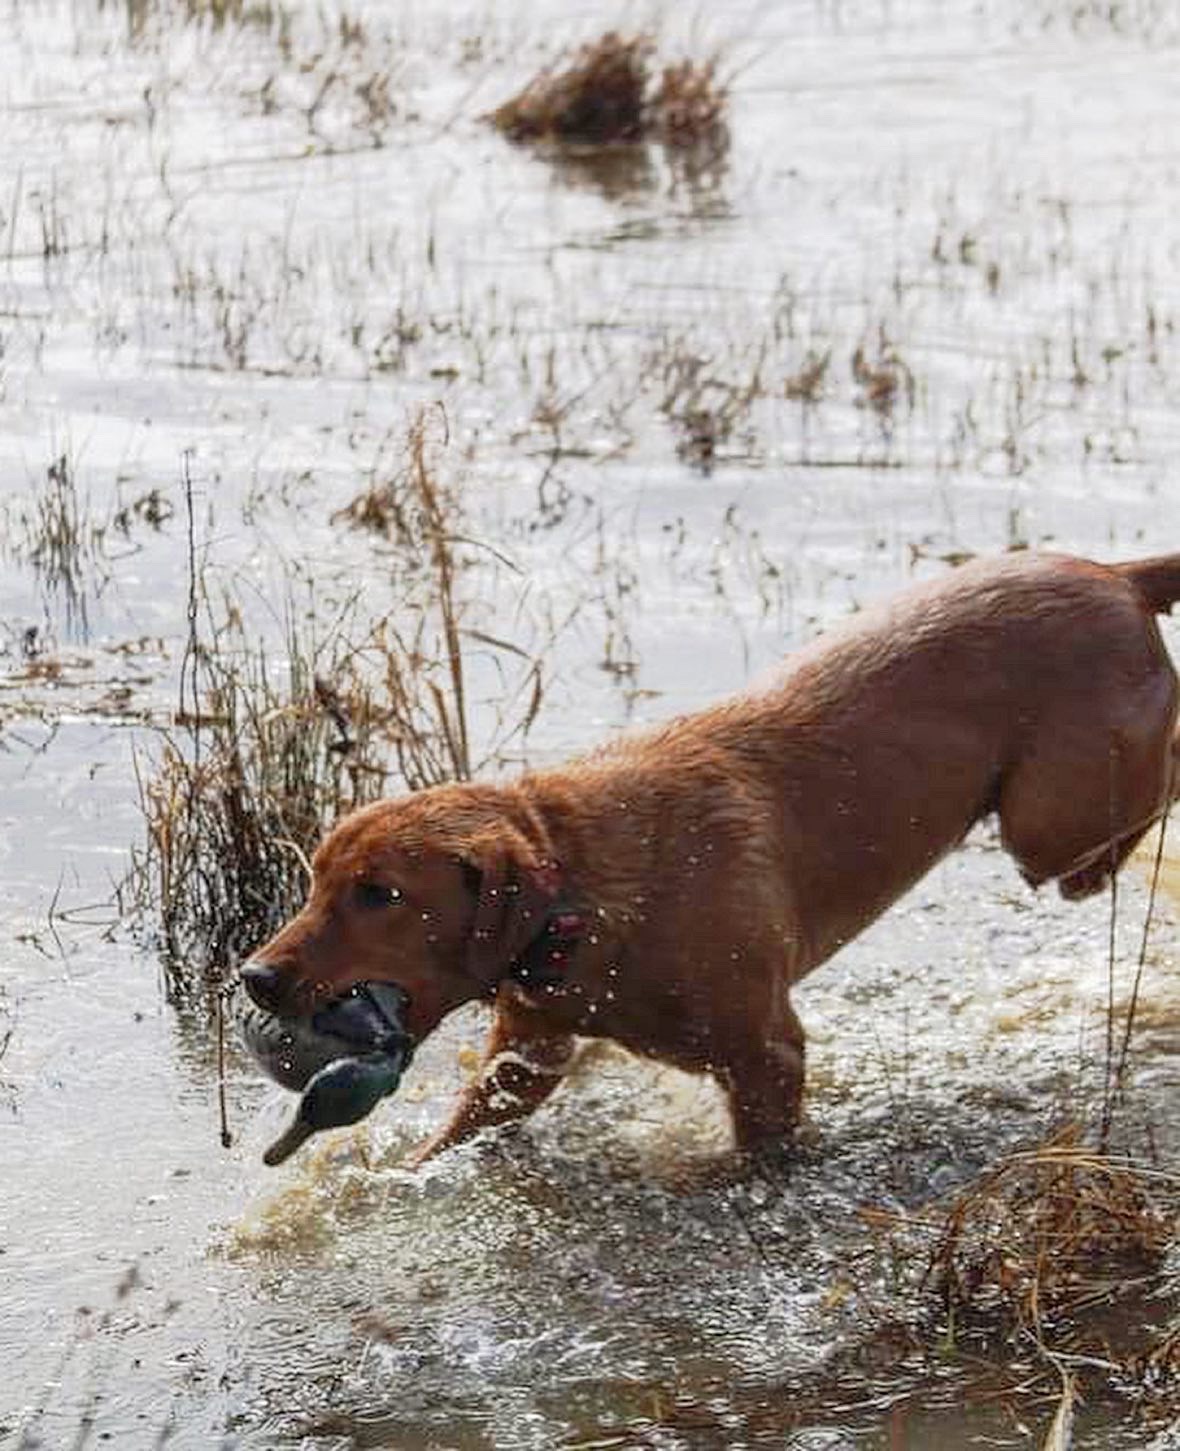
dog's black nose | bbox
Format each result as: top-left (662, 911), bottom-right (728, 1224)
top-left (240, 960), bottom-right (286, 1013)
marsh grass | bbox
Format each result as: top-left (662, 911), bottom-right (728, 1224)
top-left (129, 413), bottom-right (546, 993)
top-left (655, 339), bottom-right (765, 471)
top-left (783, 349), bottom-right (831, 406)
top-left (489, 31), bottom-right (727, 155)
top-left (862, 1124), bottom-right (1180, 1393)
top-left (490, 32), bottom-right (651, 145)
top-left (132, 602), bottom-right (391, 991)
top-left (649, 56), bottom-right (728, 152)
top-left (926, 1129), bottom-right (1173, 1332)
top-left (114, 0), bottom-right (289, 34)
top-left (6, 452), bottom-right (111, 640)
top-left (26, 453), bottom-right (92, 582)
top-left (851, 332), bottom-right (916, 422)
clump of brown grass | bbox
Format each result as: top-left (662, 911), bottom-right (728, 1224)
top-left (331, 416), bottom-right (454, 552)
top-left (784, 350), bottom-right (831, 405)
top-left (10, 451), bottom-right (110, 640)
top-left (334, 417), bottom-right (546, 789)
top-left (491, 32), bottom-right (650, 145)
top-left (845, 1124), bottom-right (1180, 1440)
top-left (852, 331), bottom-right (916, 420)
top-left (655, 339), bottom-right (764, 471)
top-left (866, 1125), bottom-right (1179, 1361)
top-left (131, 606), bottom-right (394, 993)
top-left (332, 411), bottom-right (486, 787)
top-left (119, 0), bottom-right (288, 36)
top-left (926, 1128), bottom-right (1173, 1338)
top-left (649, 57), bottom-right (728, 150)
top-left (130, 412), bottom-right (545, 997)
top-left (489, 31), bottom-right (727, 153)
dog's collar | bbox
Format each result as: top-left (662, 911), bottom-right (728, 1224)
top-left (509, 905), bottom-right (590, 989)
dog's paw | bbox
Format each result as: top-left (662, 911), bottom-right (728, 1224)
top-left (736, 1137), bottom-right (797, 1189)
top-left (1058, 864), bottom-right (1110, 900)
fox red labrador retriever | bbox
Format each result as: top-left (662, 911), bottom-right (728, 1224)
top-left (240, 551), bottom-right (1180, 1165)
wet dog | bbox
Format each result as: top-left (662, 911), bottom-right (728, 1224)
top-left (240, 551), bottom-right (1180, 1165)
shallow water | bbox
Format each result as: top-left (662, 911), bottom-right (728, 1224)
top-left (3, 0), bottom-right (1180, 1446)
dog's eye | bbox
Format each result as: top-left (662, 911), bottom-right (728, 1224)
top-left (356, 882), bottom-right (405, 910)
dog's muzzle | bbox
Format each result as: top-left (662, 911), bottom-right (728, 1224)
top-left (236, 981), bottom-right (415, 1166)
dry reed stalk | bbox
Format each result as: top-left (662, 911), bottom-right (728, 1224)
top-left (410, 416), bottom-right (470, 780)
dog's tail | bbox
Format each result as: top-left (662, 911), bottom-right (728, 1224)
top-left (1115, 554), bottom-right (1180, 614)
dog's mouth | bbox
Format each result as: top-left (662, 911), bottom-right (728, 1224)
top-left (237, 981), bottom-right (415, 1166)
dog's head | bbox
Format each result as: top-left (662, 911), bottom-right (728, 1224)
top-left (238, 783), bottom-right (560, 1054)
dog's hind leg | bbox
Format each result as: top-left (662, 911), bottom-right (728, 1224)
top-left (1054, 728), bottom-right (1180, 899)
top-left (999, 694), bottom-right (1179, 901)
top-left (406, 986), bottom-right (575, 1166)
top-left (717, 994), bottom-right (806, 1163)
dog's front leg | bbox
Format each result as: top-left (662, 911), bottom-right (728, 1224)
top-left (406, 985), bottom-right (575, 1166)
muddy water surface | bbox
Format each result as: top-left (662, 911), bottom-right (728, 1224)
top-left (4, 1), bottom-right (1180, 1446)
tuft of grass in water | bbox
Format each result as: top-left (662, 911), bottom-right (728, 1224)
top-left (332, 410), bottom-right (484, 787)
top-left (863, 1123), bottom-right (1180, 1387)
top-left (131, 601), bottom-right (394, 994)
top-left (113, 0), bottom-right (289, 34)
top-left (488, 31), bottom-right (727, 154)
top-left (922, 1126), bottom-right (1174, 1337)
top-left (648, 57), bottom-right (728, 152)
top-left (7, 451), bottom-right (110, 641)
top-left (129, 413), bottom-right (546, 996)
top-left (654, 338), bottom-right (765, 472)
top-left (489, 32), bottom-right (652, 145)
top-left (26, 453), bottom-right (91, 587)
top-left (783, 350), bottom-right (831, 405)
top-left (851, 331), bottom-right (916, 421)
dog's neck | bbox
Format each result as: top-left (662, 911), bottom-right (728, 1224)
top-left (508, 903), bottom-right (591, 989)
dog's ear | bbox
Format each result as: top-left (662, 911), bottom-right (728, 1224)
top-left (460, 826), bottom-right (559, 989)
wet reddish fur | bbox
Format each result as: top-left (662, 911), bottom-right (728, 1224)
top-left (246, 551), bottom-right (1180, 1163)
